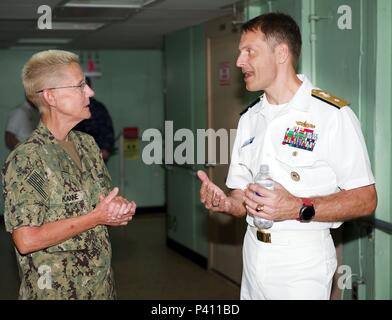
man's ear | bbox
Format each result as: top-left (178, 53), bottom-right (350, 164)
top-left (275, 43), bottom-right (289, 65)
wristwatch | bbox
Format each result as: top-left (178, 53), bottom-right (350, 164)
top-left (298, 198), bottom-right (315, 222)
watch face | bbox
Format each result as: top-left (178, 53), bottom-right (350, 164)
top-left (301, 205), bottom-right (315, 221)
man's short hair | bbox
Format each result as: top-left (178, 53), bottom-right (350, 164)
top-left (242, 12), bottom-right (302, 67)
top-left (22, 50), bottom-right (80, 111)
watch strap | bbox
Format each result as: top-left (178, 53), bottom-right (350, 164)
top-left (301, 198), bottom-right (313, 206)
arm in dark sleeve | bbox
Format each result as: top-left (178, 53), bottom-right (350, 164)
top-left (93, 101), bottom-right (115, 153)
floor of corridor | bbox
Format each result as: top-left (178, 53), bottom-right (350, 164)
top-left (0, 213), bottom-right (240, 300)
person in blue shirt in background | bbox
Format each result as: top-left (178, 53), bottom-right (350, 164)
top-left (74, 76), bottom-right (115, 163)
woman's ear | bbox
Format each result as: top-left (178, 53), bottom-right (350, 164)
top-left (41, 89), bottom-right (56, 107)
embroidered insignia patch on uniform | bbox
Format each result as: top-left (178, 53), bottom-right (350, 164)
top-left (282, 125), bottom-right (318, 152)
top-left (26, 170), bottom-right (48, 201)
top-left (296, 121), bottom-right (315, 129)
top-left (62, 191), bottom-right (84, 203)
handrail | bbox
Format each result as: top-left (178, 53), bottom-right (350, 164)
top-left (164, 163), bottom-right (196, 171)
top-left (356, 217), bottom-right (392, 235)
top-left (374, 218), bottom-right (392, 235)
top-left (163, 163), bottom-right (199, 177)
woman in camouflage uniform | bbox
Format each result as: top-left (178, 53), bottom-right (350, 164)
top-left (3, 50), bottom-right (136, 299)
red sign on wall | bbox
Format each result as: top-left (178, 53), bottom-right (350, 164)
top-left (219, 62), bottom-right (230, 86)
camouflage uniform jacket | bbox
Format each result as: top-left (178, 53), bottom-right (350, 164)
top-left (2, 121), bottom-right (115, 299)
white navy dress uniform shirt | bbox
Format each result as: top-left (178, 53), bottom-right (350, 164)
top-left (6, 100), bottom-right (40, 143)
top-left (226, 74), bottom-right (375, 231)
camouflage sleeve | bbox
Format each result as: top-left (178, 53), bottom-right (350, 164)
top-left (2, 149), bottom-right (48, 233)
top-left (100, 159), bottom-right (112, 195)
top-left (96, 144), bottom-right (112, 195)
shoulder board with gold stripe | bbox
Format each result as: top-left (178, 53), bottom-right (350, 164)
top-left (240, 97), bottom-right (261, 116)
top-left (311, 89), bottom-right (349, 109)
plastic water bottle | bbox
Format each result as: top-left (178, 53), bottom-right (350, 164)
top-left (253, 164), bottom-right (274, 229)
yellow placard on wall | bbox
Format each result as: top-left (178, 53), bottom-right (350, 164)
top-left (123, 138), bottom-right (139, 160)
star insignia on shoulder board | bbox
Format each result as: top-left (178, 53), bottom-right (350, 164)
top-left (311, 89), bottom-right (350, 109)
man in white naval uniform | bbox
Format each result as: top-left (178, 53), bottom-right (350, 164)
top-left (197, 12), bottom-right (377, 300)
top-left (5, 98), bottom-right (39, 150)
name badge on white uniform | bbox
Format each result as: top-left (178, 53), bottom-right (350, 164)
top-left (241, 137), bottom-right (255, 148)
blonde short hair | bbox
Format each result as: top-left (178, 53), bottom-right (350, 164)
top-left (22, 50), bottom-right (80, 110)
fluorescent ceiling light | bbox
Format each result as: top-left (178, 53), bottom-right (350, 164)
top-left (50, 22), bottom-right (105, 30)
top-left (64, 0), bottom-right (157, 9)
top-left (9, 46), bottom-right (58, 50)
top-left (18, 38), bottom-right (72, 44)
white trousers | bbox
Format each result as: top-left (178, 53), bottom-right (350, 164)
top-left (240, 226), bottom-right (337, 300)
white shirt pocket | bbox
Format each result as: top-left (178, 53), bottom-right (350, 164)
top-left (274, 146), bottom-right (337, 197)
